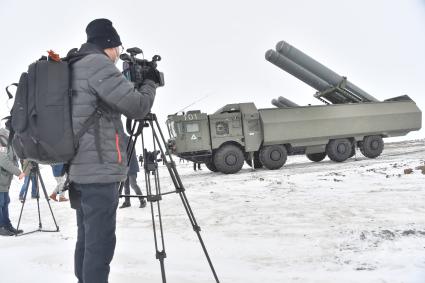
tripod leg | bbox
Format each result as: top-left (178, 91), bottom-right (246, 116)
top-left (148, 191), bottom-right (167, 282)
top-left (119, 120), bottom-right (143, 196)
top-left (16, 173), bottom-right (31, 232)
top-left (37, 168), bottom-right (60, 231)
top-left (35, 172), bottom-right (43, 230)
top-left (151, 118), bottom-right (220, 283)
top-left (151, 134), bottom-right (167, 283)
top-left (140, 127), bottom-right (167, 283)
top-left (144, 170), bottom-right (167, 282)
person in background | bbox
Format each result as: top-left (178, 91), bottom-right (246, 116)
top-left (193, 162), bottom-right (202, 171)
top-left (120, 135), bottom-right (146, 209)
top-left (49, 164), bottom-right (68, 202)
top-left (18, 160), bottom-right (37, 201)
top-left (0, 128), bottom-right (25, 236)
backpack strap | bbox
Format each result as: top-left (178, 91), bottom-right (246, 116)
top-left (66, 48), bottom-right (107, 164)
top-left (73, 107), bottom-right (103, 147)
top-left (93, 101), bottom-right (122, 164)
top-left (73, 101), bottom-right (115, 164)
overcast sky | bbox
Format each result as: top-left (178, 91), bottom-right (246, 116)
top-left (1, 0), bottom-right (424, 140)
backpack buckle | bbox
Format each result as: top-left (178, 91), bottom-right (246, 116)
top-left (95, 109), bottom-right (103, 118)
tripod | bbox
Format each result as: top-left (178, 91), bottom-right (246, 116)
top-left (120, 113), bottom-right (220, 283)
top-left (16, 162), bottom-right (60, 236)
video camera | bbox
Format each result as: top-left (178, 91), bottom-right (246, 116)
top-left (120, 47), bottom-right (165, 87)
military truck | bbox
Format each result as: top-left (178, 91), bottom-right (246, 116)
top-left (166, 41), bottom-right (422, 174)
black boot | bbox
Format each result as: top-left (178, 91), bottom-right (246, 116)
top-left (119, 201), bottom-right (131, 209)
top-left (6, 225), bottom-right (23, 235)
top-left (139, 199), bottom-right (147, 208)
top-left (0, 227), bottom-right (14, 236)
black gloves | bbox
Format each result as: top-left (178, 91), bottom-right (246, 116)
top-left (144, 68), bottom-right (161, 85)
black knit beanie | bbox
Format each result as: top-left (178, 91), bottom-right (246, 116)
top-left (86, 18), bottom-right (122, 49)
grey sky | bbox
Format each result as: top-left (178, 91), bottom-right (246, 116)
top-left (1, 0), bottom-right (424, 139)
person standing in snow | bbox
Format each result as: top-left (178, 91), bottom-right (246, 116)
top-left (68, 18), bottom-right (158, 283)
top-left (193, 162), bottom-right (202, 171)
top-left (49, 164), bottom-right (68, 202)
top-left (18, 160), bottom-right (38, 201)
top-left (119, 134), bottom-right (146, 209)
top-left (0, 128), bottom-right (25, 236)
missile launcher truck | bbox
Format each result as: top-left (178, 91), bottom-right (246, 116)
top-left (166, 41), bottom-right (422, 174)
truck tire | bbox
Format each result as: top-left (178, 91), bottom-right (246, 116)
top-left (245, 152), bottom-right (263, 169)
top-left (359, 135), bottom-right (384, 158)
top-left (306, 152), bottom-right (327, 162)
top-left (259, 145), bottom-right (287, 170)
top-left (326, 138), bottom-right (352, 162)
top-left (205, 159), bottom-right (218, 172)
top-left (213, 144), bottom-right (245, 174)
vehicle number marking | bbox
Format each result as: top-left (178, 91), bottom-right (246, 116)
top-left (184, 114), bottom-right (198, 121)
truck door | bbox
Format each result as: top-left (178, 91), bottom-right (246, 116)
top-left (209, 112), bottom-right (244, 149)
top-left (242, 112), bottom-right (262, 152)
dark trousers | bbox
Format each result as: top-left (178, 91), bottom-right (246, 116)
top-left (123, 174), bottom-right (143, 204)
top-left (74, 183), bottom-right (119, 283)
top-left (19, 175), bottom-right (37, 199)
top-left (0, 192), bottom-right (11, 228)
top-left (193, 162), bottom-right (201, 171)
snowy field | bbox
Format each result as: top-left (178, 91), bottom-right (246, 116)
top-left (1, 139), bottom-right (424, 283)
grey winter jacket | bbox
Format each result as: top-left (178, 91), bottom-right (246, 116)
top-left (69, 43), bottom-right (156, 184)
top-left (0, 146), bottom-right (22, 192)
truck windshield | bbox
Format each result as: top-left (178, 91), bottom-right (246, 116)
top-left (166, 120), bottom-right (199, 137)
top-left (184, 122), bottom-right (200, 133)
top-left (166, 120), bottom-right (177, 138)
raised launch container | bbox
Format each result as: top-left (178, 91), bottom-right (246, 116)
top-left (166, 42), bottom-right (422, 174)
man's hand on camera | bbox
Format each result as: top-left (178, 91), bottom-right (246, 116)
top-left (144, 68), bottom-right (161, 85)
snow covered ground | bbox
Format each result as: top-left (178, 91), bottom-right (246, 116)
top-left (1, 139), bottom-right (424, 283)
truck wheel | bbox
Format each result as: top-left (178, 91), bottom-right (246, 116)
top-left (359, 135), bottom-right (384, 158)
top-left (213, 144), bottom-right (245, 174)
top-left (326, 138), bottom-right (352, 162)
top-left (259, 145), bottom-right (287, 170)
top-left (306, 152), bottom-right (326, 162)
top-left (245, 152), bottom-right (263, 169)
top-left (205, 159), bottom-right (218, 172)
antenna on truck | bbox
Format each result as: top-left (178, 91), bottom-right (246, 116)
top-left (177, 92), bottom-right (212, 113)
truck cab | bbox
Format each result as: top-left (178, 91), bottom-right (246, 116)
top-left (167, 110), bottom-right (212, 162)
top-left (166, 103), bottom-right (263, 172)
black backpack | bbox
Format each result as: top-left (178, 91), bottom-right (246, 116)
top-left (4, 50), bottom-right (96, 164)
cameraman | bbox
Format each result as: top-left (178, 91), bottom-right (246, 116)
top-left (69, 18), bottom-right (160, 283)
